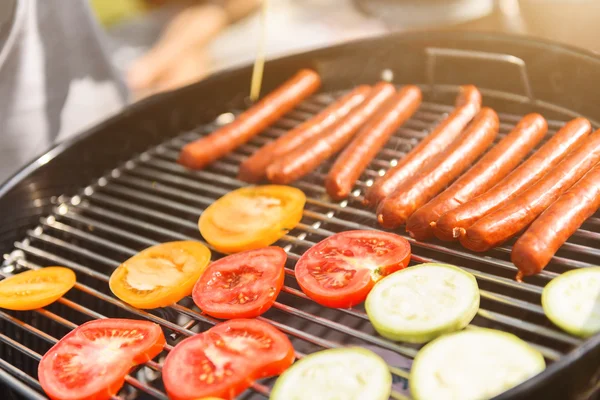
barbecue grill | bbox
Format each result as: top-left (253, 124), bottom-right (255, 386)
top-left (1, 31), bottom-right (600, 400)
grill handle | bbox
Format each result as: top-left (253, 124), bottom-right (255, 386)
top-left (425, 47), bottom-right (535, 102)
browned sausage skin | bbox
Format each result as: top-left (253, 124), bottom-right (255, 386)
top-left (325, 86), bottom-right (422, 200)
top-left (408, 113), bottom-right (547, 241)
top-left (266, 82), bottom-right (396, 185)
top-left (461, 129), bottom-right (600, 253)
top-left (238, 85), bottom-right (371, 183)
top-left (377, 108), bottom-right (499, 229)
top-left (512, 162), bottom-right (600, 280)
top-left (179, 69), bottom-right (321, 170)
top-left (405, 113), bottom-right (547, 241)
top-left (434, 117), bottom-right (591, 241)
top-left (363, 85), bottom-right (482, 208)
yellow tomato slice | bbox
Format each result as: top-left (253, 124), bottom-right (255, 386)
top-left (0, 267), bottom-right (76, 311)
top-left (199, 185), bottom-right (306, 253)
top-left (109, 241), bottom-right (211, 309)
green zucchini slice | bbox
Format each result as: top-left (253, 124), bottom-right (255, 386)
top-left (270, 347), bottom-right (392, 400)
top-left (365, 263), bottom-right (479, 343)
top-left (410, 328), bottom-right (546, 400)
top-left (542, 267), bottom-right (600, 338)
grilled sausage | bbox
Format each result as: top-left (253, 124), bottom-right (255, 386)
top-left (266, 82), bottom-right (396, 185)
top-left (512, 162), bottom-right (600, 280)
top-left (377, 108), bottom-right (499, 229)
top-left (179, 69), bottom-right (321, 169)
top-left (363, 85), bottom-right (481, 207)
top-left (405, 114), bottom-right (547, 241)
top-left (461, 128), bottom-right (600, 252)
top-left (238, 85), bottom-right (371, 183)
top-left (325, 85), bottom-right (422, 200)
top-left (436, 118), bottom-right (591, 241)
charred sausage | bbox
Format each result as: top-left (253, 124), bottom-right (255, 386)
top-left (405, 113), bottom-right (547, 241)
top-left (363, 85), bottom-right (482, 207)
top-left (512, 162), bottom-right (600, 280)
top-left (461, 128), bottom-right (600, 252)
top-left (179, 69), bottom-right (321, 169)
top-left (238, 85), bottom-right (371, 183)
top-left (377, 108), bottom-right (499, 229)
top-left (325, 85), bottom-right (422, 200)
top-left (266, 82), bottom-right (396, 185)
top-left (436, 118), bottom-right (591, 241)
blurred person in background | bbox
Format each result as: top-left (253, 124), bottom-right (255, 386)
top-left (0, 0), bottom-right (387, 183)
top-left (0, 0), bottom-right (264, 183)
top-left (0, 0), bottom-right (127, 182)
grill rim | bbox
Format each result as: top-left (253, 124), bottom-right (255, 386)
top-left (2, 30), bottom-right (600, 399)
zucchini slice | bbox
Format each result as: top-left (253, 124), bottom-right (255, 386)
top-left (270, 347), bottom-right (392, 400)
top-left (542, 267), bottom-right (600, 338)
top-left (410, 328), bottom-right (546, 400)
top-left (365, 263), bottom-right (479, 343)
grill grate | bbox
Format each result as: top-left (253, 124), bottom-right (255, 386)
top-left (1, 89), bottom-right (599, 399)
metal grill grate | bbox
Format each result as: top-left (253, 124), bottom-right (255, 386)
top-left (1, 89), bottom-right (599, 400)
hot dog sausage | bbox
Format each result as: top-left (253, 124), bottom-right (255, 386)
top-left (512, 162), bottom-right (600, 280)
top-left (363, 85), bottom-right (481, 207)
top-left (238, 85), bottom-right (371, 183)
top-left (405, 113), bottom-right (547, 241)
top-left (377, 107), bottom-right (499, 229)
top-left (325, 85), bottom-right (422, 200)
top-left (266, 82), bottom-right (396, 185)
top-left (461, 128), bottom-right (600, 252)
top-left (179, 69), bottom-right (321, 169)
top-left (436, 118), bottom-right (591, 241)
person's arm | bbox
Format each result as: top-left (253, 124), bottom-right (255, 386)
top-left (128, 0), bottom-right (262, 97)
top-left (224, 0), bottom-right (262, 21)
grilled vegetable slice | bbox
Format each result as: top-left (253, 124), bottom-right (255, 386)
top-left (109, 241), bottom-right (211, 309)
top-left (0, 267), bottom-right (76, 311)
top-left (193, 247), bottom-right (286, 319)
top-left (163, 319), bottom-right (294, 400)
top-left (38, 319), bottom-right (165, 400)
top-left (542, 267), bottom-right (600, 338)
top-left (410, 328), bottom-right (545, 400)
top-left (294, 230), bottom-right (411, 308)
top-left (199, 185), bottom-right (306, 253)
top-left (270, 347), bottom-right (392, 400)
top-left (365, 263), bottom-right (479, 343)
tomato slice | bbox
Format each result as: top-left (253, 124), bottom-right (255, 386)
top-left (163, 319), bottom-right (294, 400)
top-left (0, 267), bottom-right (76, 311)
top-left (192, 247), bottom-right (286, 319)
top-left (199, 185), bottom-right (306, 253)
top-left (294, 230), bottom-right (411, 308)
top-left (109, 241), bottom-right (211, 309)
top-left (38, 319), bottom-right (165, 400)
top-left (209, 319), bottom-right (295, 378)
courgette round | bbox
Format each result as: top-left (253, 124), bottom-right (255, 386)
top-left (270, 347), bottom-right (392, 400)
top-left (542, 267), bottom-right (600, 338)
top-left (365, 263), bottom-right (479, 343)
top-left (410, 328), bottom-right (546, 400)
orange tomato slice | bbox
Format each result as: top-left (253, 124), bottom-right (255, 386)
top-left (199, 185), bottom-right (306, 253)
top-left (109, 241), bottom-right (211, 309)
top-left (0, 267), bottom-right (76, 311)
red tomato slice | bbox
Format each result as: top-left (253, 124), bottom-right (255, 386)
top-left (294, 230), bottom-right (411, 308)
top-left (192, 247), bottom-right (286, 319)
top-left (38, 319), bottom-right (165, 400)
top-left (209, 319), bottom-right (295, 378)
top-left (163, 331), bottom-right (251, 400)
top-left (163, 319), bottom-right (294, 400)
